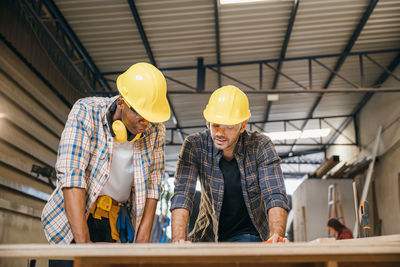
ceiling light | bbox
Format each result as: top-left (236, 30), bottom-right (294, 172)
top-left (264, 128), bottom-right (331, 141)
top-left (267, 94), bottom-right (279, 101)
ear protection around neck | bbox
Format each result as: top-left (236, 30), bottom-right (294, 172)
top-left (107, 100), bottom-right (142, 143)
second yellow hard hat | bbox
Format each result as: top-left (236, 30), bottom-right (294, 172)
top-left (203, 85), bottom-right (251, 125)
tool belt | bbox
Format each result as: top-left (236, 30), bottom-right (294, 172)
top-left (89, 195), bottom-right (122, 242)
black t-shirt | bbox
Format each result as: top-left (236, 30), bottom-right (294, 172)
top-left (218, 157), bottom-right (259, 241)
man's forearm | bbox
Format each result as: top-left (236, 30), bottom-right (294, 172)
top-left (63, 187), bottom-right (91, 243)
top-left (135, 198), bottom-right (158, 243)
top-left (171, 208), bottom-right (190, 242)
top-left (268, 206), bottom-right (287, 237)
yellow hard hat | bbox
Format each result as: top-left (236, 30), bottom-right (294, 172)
top-left (117, 62), bottom-right (170, 123)
top-left (203, 85), bottom-right (251, 125)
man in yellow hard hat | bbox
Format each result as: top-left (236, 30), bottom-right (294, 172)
top-left (42, 63), bottom-right (170, 249)
top-left (171, 85), bottom-right (289, 243)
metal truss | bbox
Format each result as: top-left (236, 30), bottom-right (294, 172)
top-left (170, 114), bottom-right (351, 141)
top-left (281, 158), bottom-right (323, 165)
top-left (287, 0), bottom-right (379, 156)
top-left (100, 48), bottom-right (400, 94)
top-left (165, 115), bottom-right (359, 150)
top-left (17, 0), bottom-right (111, 94)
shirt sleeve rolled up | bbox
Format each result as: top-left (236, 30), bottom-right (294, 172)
top-left (257, 137), bottom-right (289, 212)
top-left (170, 137), bottom-right (199, 214)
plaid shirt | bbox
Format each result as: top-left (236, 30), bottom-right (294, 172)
top-left (337, 228), bottom-right (353, 240)
top-left (41, 96), bottom-right (165, 244)
top-left (171, 129), bottom-right (289, 242)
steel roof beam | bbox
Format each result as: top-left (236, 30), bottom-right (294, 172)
top-left (99, 48), bottom-right (400, 75)
top-left (208, 67), bottom-right (257, 90)
top-left (127, 0), bottom-right (156, 66)
top-left (166, 87), bottom-right (400, 94)
top-left (265, 62), bottom-right (307, 89)
top-left (271, 0), bottom-right (299, 90)
top-left (213, 0), bottom-right (222, 87)
top-left (96, 87), bottom-right (400, 96)
top-left (197, 57), bottom-right (205, 91)
top-left (42, 0), bottom-right (111, 92)
top-left (164, 75), bottom-right (197, 91)
top-left (287, 0), bottom-right (378, 156)
top-left (166, 115), bottom-right (352, 130)
top-left (323, 52), bottom-right (400, 150)
top-left (280, 150), bottom-right (324, 160)
top-left (364, 54), bottom-right (400, 83)
top-left (127, 0), bottom-right (183, 143)
top-left (323, 0), bottom-right (378, 89)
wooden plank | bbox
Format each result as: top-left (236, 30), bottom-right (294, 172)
top-left (313, 156), bottom-right (340, 178)
top-left (0, 235), bottom-right (399, 261)
top-left (325, 261), bottom-right (338, 267)
top-left (0, 41), bottom-right (69, 123)
top-left (0, 72), bottom-right (65, 137)
top-left (302, 206), bottom-right (307, 241)
top-left (0, 187), bottom-right (47, 213)
top-left (352, 181), bottom-right (360, 238)
top-left (0, 94), bottom-right (60, 152)
top-left (0, 120), bottom-right (56, 167)
top-left (106, 264), bottom-right (320, 267)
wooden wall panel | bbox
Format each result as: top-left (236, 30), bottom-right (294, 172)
top-left (0, 73), bottom-right (65, 137)
top-left (0, 94), bottom-right (60, 152)
top-left (0, 188), bottom-right (47, 214)
top-left (0, 141), bottom-right (48, 182)
top-left (0, 120), bottom-right (57, 167)
top-left (0, 0), bottom-right (85, 106)
top-left (0, 164), bottom-right (53, 196)
top-left (0, 0), bottom-right (80, 252)
top-left (0, 42), bottom-right (70, 123)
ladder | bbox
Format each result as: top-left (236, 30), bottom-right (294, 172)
top-left (328, 183), bottom-right (345, 237)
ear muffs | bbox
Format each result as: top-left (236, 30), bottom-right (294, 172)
top-left (107, 100), bottom-right (141, 143)
top-left (111, 120), bottom-right (141, 143)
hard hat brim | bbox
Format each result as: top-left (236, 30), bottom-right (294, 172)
top-left (203, 109), bottom-right (250, 125)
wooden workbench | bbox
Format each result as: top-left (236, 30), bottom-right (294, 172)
top-left (1, 235), bottom-right (399, 267)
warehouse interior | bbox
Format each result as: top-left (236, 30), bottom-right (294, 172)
top-left (0, 0), bottom-right (400, 266)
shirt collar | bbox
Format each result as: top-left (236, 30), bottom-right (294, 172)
top-left (234, 131), bottom-right (246, 157)
top-left (102, 95), bottom-right (120, 131)
top-left (102, 95), bottom-right (153, 140)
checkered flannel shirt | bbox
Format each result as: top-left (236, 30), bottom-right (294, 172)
top-left (171, 129), bottom-right (289, 242)
top-left (41, 96), bottom-right (165, 244)
top-left (337, 228), bottom-right (353, 240)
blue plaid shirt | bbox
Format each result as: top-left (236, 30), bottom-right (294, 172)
top-left (171, 129), bottom-right (289, 242)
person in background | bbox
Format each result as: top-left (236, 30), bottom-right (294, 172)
top-left (171, 85), bottom-right (289, 243)
top-left (42, 62), bottom-right (170, 247)
top-left (327, 218), bottom-right (354, 240)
